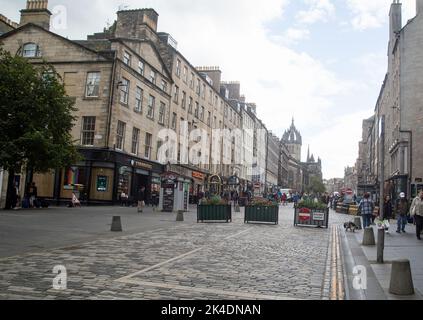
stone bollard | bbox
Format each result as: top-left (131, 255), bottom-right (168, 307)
top-left (362, 227), bottom-right (376, 246)
top-left (354, 217), bottom-right (362, 230)
top-left (111, 216), bottom-right (123, 232)
top-left (176, 210), bottom-right (184, 222)
top-left (389, 260), bottom-right (414, 296)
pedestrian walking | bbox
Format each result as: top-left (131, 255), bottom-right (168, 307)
top-left (137, 186), bottom-right (146, 213)
top-left (410, 190), bottom-right (423, 240)
top-left (27, 182), bottom-right (38, 208)
top-left (359, 193), bottom-right (375, 229)
top-left (396, 192), bottom-right (409, 234)
top-left (383, 195), bottom-right (393, 234)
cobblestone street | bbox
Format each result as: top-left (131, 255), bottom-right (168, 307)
top-left (0, 205), bottom-right (353, 300)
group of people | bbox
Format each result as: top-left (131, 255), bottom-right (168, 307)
top-left (358, 191), bottom-right (423, 240)
top-left (10, 181), bottom-right (39, 209)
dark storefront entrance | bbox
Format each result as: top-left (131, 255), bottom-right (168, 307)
top-left (36, 149), bottom-right (164, 206)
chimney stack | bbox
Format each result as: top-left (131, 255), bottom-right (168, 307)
top-left (20, 0), bottom-right (52, 30)
top-left (115, 9), bottom-right (159, 40)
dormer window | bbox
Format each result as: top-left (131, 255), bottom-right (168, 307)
top-left (22, 43), bottom-right (41, 58)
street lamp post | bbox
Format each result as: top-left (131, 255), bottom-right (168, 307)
top-left (377, 115), bottom-right (386, 264)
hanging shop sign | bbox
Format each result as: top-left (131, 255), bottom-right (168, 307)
top-left (192, 171), bottom-right (205, 180)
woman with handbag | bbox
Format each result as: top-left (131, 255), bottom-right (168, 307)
top-left (410, 190), bottom-right (423, 240)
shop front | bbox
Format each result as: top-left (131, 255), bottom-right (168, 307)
top-left (33, 149), bottom-right (164, 206)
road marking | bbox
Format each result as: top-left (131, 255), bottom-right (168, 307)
top-left (117, 228), bottom-right (250, 282)
top-left (117, 278), bottom-right (301, 300)
top-left (330, 225), bottom-right (345, 300)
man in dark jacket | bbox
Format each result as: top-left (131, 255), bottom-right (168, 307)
top-left (396, 192), bottom-right (409, 233)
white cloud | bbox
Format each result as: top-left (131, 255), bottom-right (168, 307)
top-left (296, 0), bottom-right (336, 24)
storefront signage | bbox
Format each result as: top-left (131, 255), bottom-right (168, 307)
top-left (132, 160), bottom-right (153, 171)
top-left (162, 179), bottom-right (175, 212)
top-left (192, 171), bottom-right (205, 180)
top-left (96, 176), bottom-right (108, 192)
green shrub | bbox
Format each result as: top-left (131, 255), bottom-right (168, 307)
top-left (297, 199), bottom-right (327, 210)
top-left (249, 197), bottom-right (278, 207)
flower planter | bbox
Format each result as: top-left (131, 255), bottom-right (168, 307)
top-left (197, 205), bottom-right (232, 223)
top-left (245, 206), bottom-right (279, 225)
top-left (294, 207), bottom-right (329, 228)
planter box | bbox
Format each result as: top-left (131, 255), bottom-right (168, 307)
top-left (294, 207), bottom-right (329, 228)
top-left (245, 206), bottom-right (279, 225)
top-left (197, 205), bottom-right (232, 223)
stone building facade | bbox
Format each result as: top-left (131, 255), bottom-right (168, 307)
top-left (0, 1), bottom-right (276, 206)
top-left (353, 0), bottom-right (423, 202)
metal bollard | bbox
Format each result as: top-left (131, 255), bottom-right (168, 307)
top-left (111, 216), bottom-right (123, 232)
top-left (354, 216), bottom-right (362, 230)
top-left (389, 260), bottom-right (414, 295)
top-left (362, 227), bottom-right (376, 246)
top-left (176, 210), bottom-right (184, 222)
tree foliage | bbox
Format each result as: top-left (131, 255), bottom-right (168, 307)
top-left (0, 48), bottom-right (80, 173)
top-left (306, 176), bottom-right (326, 195)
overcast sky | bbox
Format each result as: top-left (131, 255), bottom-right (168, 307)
top-left (1, 0), bottom-right (418, 179)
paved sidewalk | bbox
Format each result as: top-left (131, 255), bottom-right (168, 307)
top-left (342, 217), bottom-right (423, 300)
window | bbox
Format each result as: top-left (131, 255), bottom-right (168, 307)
top-left (123, 51), bottom-right (131, 66)
top-left (200, 106), bottom-right (205, 121)
top-left (120, 78), bottom-right (130, 105)
top-left (22, 43), bottom-right (40, 58)
top-left (85, 72), bottom-right (101, 97)
top-left (207, 112), bottom-right (211, 126)
top-left (131, 127), bottom-right (140, 155)
top-left (116, 121), bottom-right (126, 151)
top-left (190, 72), bottom-right (195, 89)
top-left (150, 70), bottom-right (156, 84)
top-left (156, 140), bottom-right (163, 161)
top-left (215, 96), bottom-right (218, 107)
top-left (145, 133), bottom-right (152, 159)
top-left (135, 86), bottom-right (143, 113)
top-left (181, 91), bottom-right (187, 109)
top-left (173, 85), bottom-right (179, 103)
top-left (138, 61), bottom-right (145, 76)
top-left (195, 102), bottom-right (199, 118)
top-left (147, 95), bottom-right (155, 119)
top-left (171, 113), bottom-right (177, 130)
top-left (196, 79), bottom-right (201, 95)
top-left (209, 90), bottom-right (213, 104)
top-left (176, 59), bottom-right (181, 77)
top-left (202, 84), bottom-right (206, 99)
top-left (188, 97), bottom-right (193, 114)
top-left (183, 66), bottom-right (188, 83)
top-left (81, 116), bottom-right (96, 146)
top-left (161, 80), bottom-right (167, 92)
top-left (158, 102), bottom-right (166, 125)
